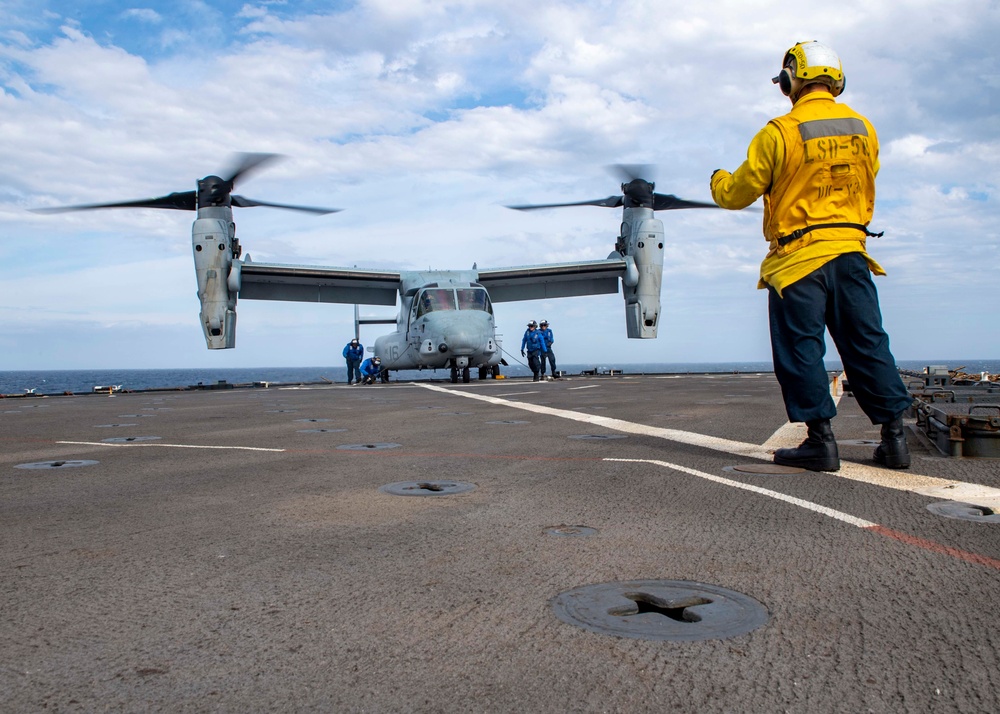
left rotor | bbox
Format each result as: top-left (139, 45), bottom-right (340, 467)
top-left (31, 153), bottom-right (340, 215)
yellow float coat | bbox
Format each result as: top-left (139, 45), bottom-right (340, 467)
top-left (711, 91), bottom-right (885, 295)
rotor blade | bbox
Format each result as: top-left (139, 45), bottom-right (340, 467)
top-left (231, 195), bottom-right (341, 214)
top-left (223, 153), bottom-right (283, 187)
top-left (609, 163), bottom-right (655, 184)
top-left (31, 191), bottom-right (197, 214)
top-left (652, 193), bottom-right (720, 211)
top-left (507, 196), bottom-right (624, 211)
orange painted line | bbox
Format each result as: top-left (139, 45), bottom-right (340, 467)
top-left (866, 525), bottom-right (1000, 571)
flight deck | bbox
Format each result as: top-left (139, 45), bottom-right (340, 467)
top-left (2, 373), bottom-right (998, 712)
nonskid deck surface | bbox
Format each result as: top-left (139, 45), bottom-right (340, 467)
top-left (2, 374), bottom-right (998, 712)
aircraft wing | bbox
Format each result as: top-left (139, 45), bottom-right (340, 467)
top-left (476, 257), bottom-right (626, 303)
top-left (237, 260), bottom-right (400, 306)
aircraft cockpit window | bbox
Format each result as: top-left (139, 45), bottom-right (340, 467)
top-left (456, 288), bottom-right (492, 314)
top-left (416, 288), bottom-right (457, 318)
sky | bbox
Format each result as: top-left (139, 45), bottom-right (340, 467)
top-left (1, 0), bottom-right (997, 370)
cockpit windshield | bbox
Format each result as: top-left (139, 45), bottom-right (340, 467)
top-left (457, 288), bottom-right (492, 314)
top-left (416, 288), bottom-right (457, 318)
top-left (415, 287), bottom-right (493, 319)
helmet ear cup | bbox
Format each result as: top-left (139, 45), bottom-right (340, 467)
top-left (777, 68), bottom-right (793, 96)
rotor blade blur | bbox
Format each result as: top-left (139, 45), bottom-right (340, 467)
top-left (652, 194), bottom-right (720, 211)
top-left (507, 196), bottom-right (625, 210)
top-left (30, 191), bottom-right (197, 213)
top-left (609, 164), bottom-right (655, 183)
top-left (223, 153), bottom-right (282, 187)
top-left (231, 195), bottom-right (341, 214)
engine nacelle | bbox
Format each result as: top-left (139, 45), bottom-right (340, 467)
top-left (620, 210), bottom-right (664, 339)
top-left (192, 215), bottom-right (238, 349)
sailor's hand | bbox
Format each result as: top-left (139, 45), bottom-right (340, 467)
top-left (521, 350), bottom-right (525, 357)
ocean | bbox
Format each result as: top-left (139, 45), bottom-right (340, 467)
top-left (2, 360), bottom-right (998, 396)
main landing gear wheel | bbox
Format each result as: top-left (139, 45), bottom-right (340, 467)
top-left (450, 366), bottom-right (459, 384)
top-left (462, 366), bottom-right (470, 383)
top-left (478, 366), bottom-right (488, 380)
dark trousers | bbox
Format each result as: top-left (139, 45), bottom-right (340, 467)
top-left (527, 351), bottom-right (542, 377)
top-left (540, 348), bottom-right (556, 375)
top-left (767, 252), bottom-right (912, 425)
top-left (346, 359), bottom-right (361, 383)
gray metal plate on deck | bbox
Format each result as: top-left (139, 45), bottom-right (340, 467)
top-left (551, 579), bottom-right (769, 642)
top-left (101, 436), bottom-right (162, 443)
top-left (16, 460), bottom-right (100, 470)
top-left (379, 481), bottom-right (477, 497)
top-left (569, 434), bottom-right (627, 440)
top-left (337, 443), bottom-right (402, 451)
top-left (926, 501), bottom-right (1000, 523)
top-left (101, 436), bottom-right (163, 444)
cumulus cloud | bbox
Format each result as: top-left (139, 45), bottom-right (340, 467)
top-left (0, 0), bottom-right (997, 368)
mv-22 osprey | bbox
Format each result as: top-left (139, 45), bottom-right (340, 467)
top-left (35, 156), bottom-right (718, 382)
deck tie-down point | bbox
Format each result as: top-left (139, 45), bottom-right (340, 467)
top-left (337, 443), bottom-right (401, 451)
top-left (552, 580), bottom-right (768, 641)
top-left (927, 501), bottom-right (1000, 523)
top-left (609, 593), bottom-right (712, 623)
top-left (16, 460), bottom-right (100, 470)
top-left (379, 480), bottom-right (477, 497)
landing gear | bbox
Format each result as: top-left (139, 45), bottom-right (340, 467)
top-left (478, 366), bottom-right (488, 380)
top-left (450, 366), bottom-right (458, 383)
top-left (462, 366), bottom-right (470, 383)
top-left (379, 369), bottom-right (390, 384)
top-left (491, 364), bottom-right (501, 378)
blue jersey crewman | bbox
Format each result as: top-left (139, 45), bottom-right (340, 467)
top-left (359, 356), bottom-right (383, 385)
top-left (538, 320), bottom-right (557, 378)
top-left (343, 338), bottom-right (364, 385)
top-left (520, 320), bottom-right (547, 382)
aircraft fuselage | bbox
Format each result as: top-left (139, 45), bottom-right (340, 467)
top-left (373, 271), bottom-right (502, 372)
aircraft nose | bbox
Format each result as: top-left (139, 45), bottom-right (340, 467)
top-left (439, 314), bottom-right (491, 354)
top-left (442, 328), bottom-right (480, 353)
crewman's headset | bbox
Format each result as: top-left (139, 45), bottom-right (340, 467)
top-left (772, 41), bottom-right (846, 99)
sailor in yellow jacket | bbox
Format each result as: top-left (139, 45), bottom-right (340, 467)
top-left (711, 41), bottom-right (912, 472)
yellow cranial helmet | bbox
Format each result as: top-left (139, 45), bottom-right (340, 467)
top-left (772, 41), bottom-right (845, 100)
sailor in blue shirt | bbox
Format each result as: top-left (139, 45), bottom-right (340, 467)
top-left (538, 319), bottom-right (557, 378)
top-left (359, 356), bottom-right (383, 385)
top-left (520, 320), bottom-right (547, 382)
top-left (342, 338), bottom-right (364, 384)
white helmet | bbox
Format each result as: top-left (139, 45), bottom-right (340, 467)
top-left (772, 41), bottom-right (845, 100)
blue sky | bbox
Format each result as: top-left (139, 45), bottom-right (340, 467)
top-left (1, 0), bottom-right (997, 369)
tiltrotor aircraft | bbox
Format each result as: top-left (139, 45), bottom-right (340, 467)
top-left (34, 156), bottom-right (718, 383)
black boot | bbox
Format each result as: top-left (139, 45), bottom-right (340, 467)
top-left (873, 417), bottom-right (910, 469)
top-left (774, 419), bottom-right (840, 472)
